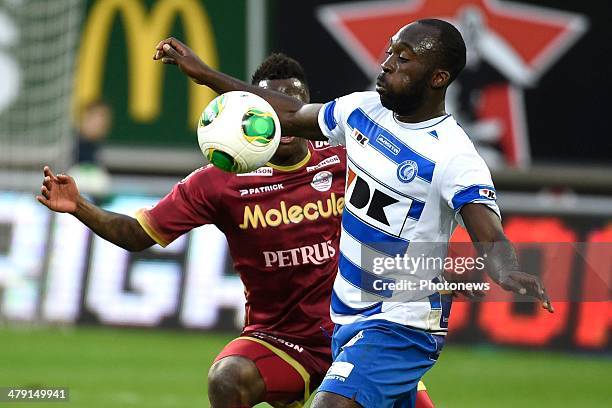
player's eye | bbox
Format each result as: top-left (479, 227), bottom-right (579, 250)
top-left (398, 56), bottom-right (410, 63)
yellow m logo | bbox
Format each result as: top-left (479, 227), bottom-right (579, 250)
top-left (75, 0), bottom-right (218, 123)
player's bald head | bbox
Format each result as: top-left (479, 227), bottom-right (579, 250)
top-left (395, 19), bottom-right (466, 83)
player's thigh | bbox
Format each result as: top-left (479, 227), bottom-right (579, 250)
top-left (318, 320), bottom-right (443, 408)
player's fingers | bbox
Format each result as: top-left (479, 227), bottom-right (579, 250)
top-left (40, 185), bottom-right (50, 199)
top-left (162, 43), bottom-right (182, 59)
top-left (514, 274), bottom-right (543, 297)
top-left (502, 277), bottom-right (527, 295)
top-left (43, 166), bottom-right (57, 181)
top-left (35, 195), bottom-right (49, 207)
top-left (43, 176), bottom-right (53, 189)
top-left (472, 289), bottom-right (486, 298)
top-left (540, 288), bottom-right (554, 313)
top-left (167, 37), bottom-right (187, 53)
top-left (161, 57), bottom-right (177, 65)
top-left (56, 174), bottom-right (71, 183)
top-left (155, 39), bottom-right (167, 50)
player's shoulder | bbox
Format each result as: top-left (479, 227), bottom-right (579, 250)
top-left (436, 116), bottom-right (480, 155)
top-left (434, 117), bottom-right (492, 174)
top-left (179, 163), bottom-right (231, 187)
top-left (309, 140), bottom-right (345, 154)
top-left (336, 91), bottom-right (381, 112)
top-left (307, 140), bottom-right (346, 169)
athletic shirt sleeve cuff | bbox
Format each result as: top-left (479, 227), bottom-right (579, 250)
top-left (317, 100), bottom-right (345, 146)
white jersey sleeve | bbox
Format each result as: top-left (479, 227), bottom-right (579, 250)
top-left (439, 152), bottom-right (500, 226)
top-left (317, 92), bottom-right (370, 146)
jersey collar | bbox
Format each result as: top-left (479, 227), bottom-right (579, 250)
top-left (393, 114), bottom-right (451, 130)
top-left (266, 149), bottom-right (312, 172)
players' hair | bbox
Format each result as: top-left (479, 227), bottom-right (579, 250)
top-left (251, 53), bottom-right (308, 86)
top-left (417, 19), bottom-right (467, 84)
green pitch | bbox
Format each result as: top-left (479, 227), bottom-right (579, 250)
top-left (1, 327), bottom-right (609, 407)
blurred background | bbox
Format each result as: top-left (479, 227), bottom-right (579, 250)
top-left (0, 0), bottom-right (609, 407)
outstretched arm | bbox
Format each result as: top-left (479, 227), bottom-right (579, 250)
top-left (36, 166), bottom-right (155, 252)
top-left (153, 38), bottom-right (325, 141)
top-left (460, 203), bottom-right (554, 312)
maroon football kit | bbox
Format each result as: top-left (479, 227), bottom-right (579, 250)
top-left (136, 142), bottom-right (345, 404)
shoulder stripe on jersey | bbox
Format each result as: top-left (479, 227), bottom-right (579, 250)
top-left (343, 208), bottom-right (409, 256)
top-left (331, 289), bottom-right (382, 317)
top-left (451, 184), bottom-right (496, 211)
top-left (339, 252), bottom-right (394, 298)
top-left (323, 100), bottom-right (338, 131)
top-left (347, 109), bottom-right (436, 183)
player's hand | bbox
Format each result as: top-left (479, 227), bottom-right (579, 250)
top-left (444, 270), bottom-right (486, 299)
top-left (452, 285), bottom-right (486, 299)
top-left (497, 271), bottom-right (554, 313)
top-left (153, 37), bottom-right (209, 85)
top-left (36, 166), bottom-right (80, 214)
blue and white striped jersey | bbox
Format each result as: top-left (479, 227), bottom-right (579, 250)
top-left (318, 91), bottom-right (499, 334)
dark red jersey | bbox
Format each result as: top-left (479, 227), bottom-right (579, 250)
top-left (137, 142), bottom-right (345, 347)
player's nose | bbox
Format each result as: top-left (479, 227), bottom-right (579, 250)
top-left (381, 55), bottom-right (393, 73)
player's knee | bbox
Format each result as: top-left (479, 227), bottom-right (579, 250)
top-left (208, 356), bottom-right (265, 407)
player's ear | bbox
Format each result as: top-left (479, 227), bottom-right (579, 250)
top-left (431, 69), bottom-right (450, 89)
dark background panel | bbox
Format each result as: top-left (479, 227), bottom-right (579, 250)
top-left (269, 0), bottom-right (612, 165)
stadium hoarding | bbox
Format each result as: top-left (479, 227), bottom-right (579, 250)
top-left (0, 190), bottom-right (609, 351)
top-left (74, 0), bottom-right (257, 151)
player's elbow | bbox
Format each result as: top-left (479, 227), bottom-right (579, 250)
top-left (124, 241), bottom-right (153, 252)
top-left (123, 224), bottom-right (156, 252)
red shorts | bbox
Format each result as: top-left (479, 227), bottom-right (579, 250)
top-left (214, 331), bottom-right (435, 407)
top-left (214, 331), bottom-right (331, 406)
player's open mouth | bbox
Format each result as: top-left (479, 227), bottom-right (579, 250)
top-left (280, 136), bottom-right (295, 144)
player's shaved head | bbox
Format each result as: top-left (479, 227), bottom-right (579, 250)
top-left (399, 19), bottom-right (467, 83)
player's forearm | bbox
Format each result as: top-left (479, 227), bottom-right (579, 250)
top-left (72, 196), bottom-right (153, 252)
top-left (460, 203), bottom-right (518, 283)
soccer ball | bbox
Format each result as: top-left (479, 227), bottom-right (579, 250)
top-left (197, 91), bottom-right (281, 173)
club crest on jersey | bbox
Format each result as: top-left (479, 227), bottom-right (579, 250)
top-left (311, 171), bottom-right (333, 192)
top-left (350, 128), bottom-right (369, 147)
top-left (397, 160), bottom-right (418, 183)
top-left (479, 188), bottom-right (496, 200)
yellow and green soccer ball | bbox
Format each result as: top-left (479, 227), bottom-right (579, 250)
top-left (197, 91), bottom-right (281, 173)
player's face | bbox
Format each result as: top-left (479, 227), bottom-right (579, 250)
top-left (258, 78), bottom-right (309, 158)
top-left (376, 24), bottom-right (438, 115)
